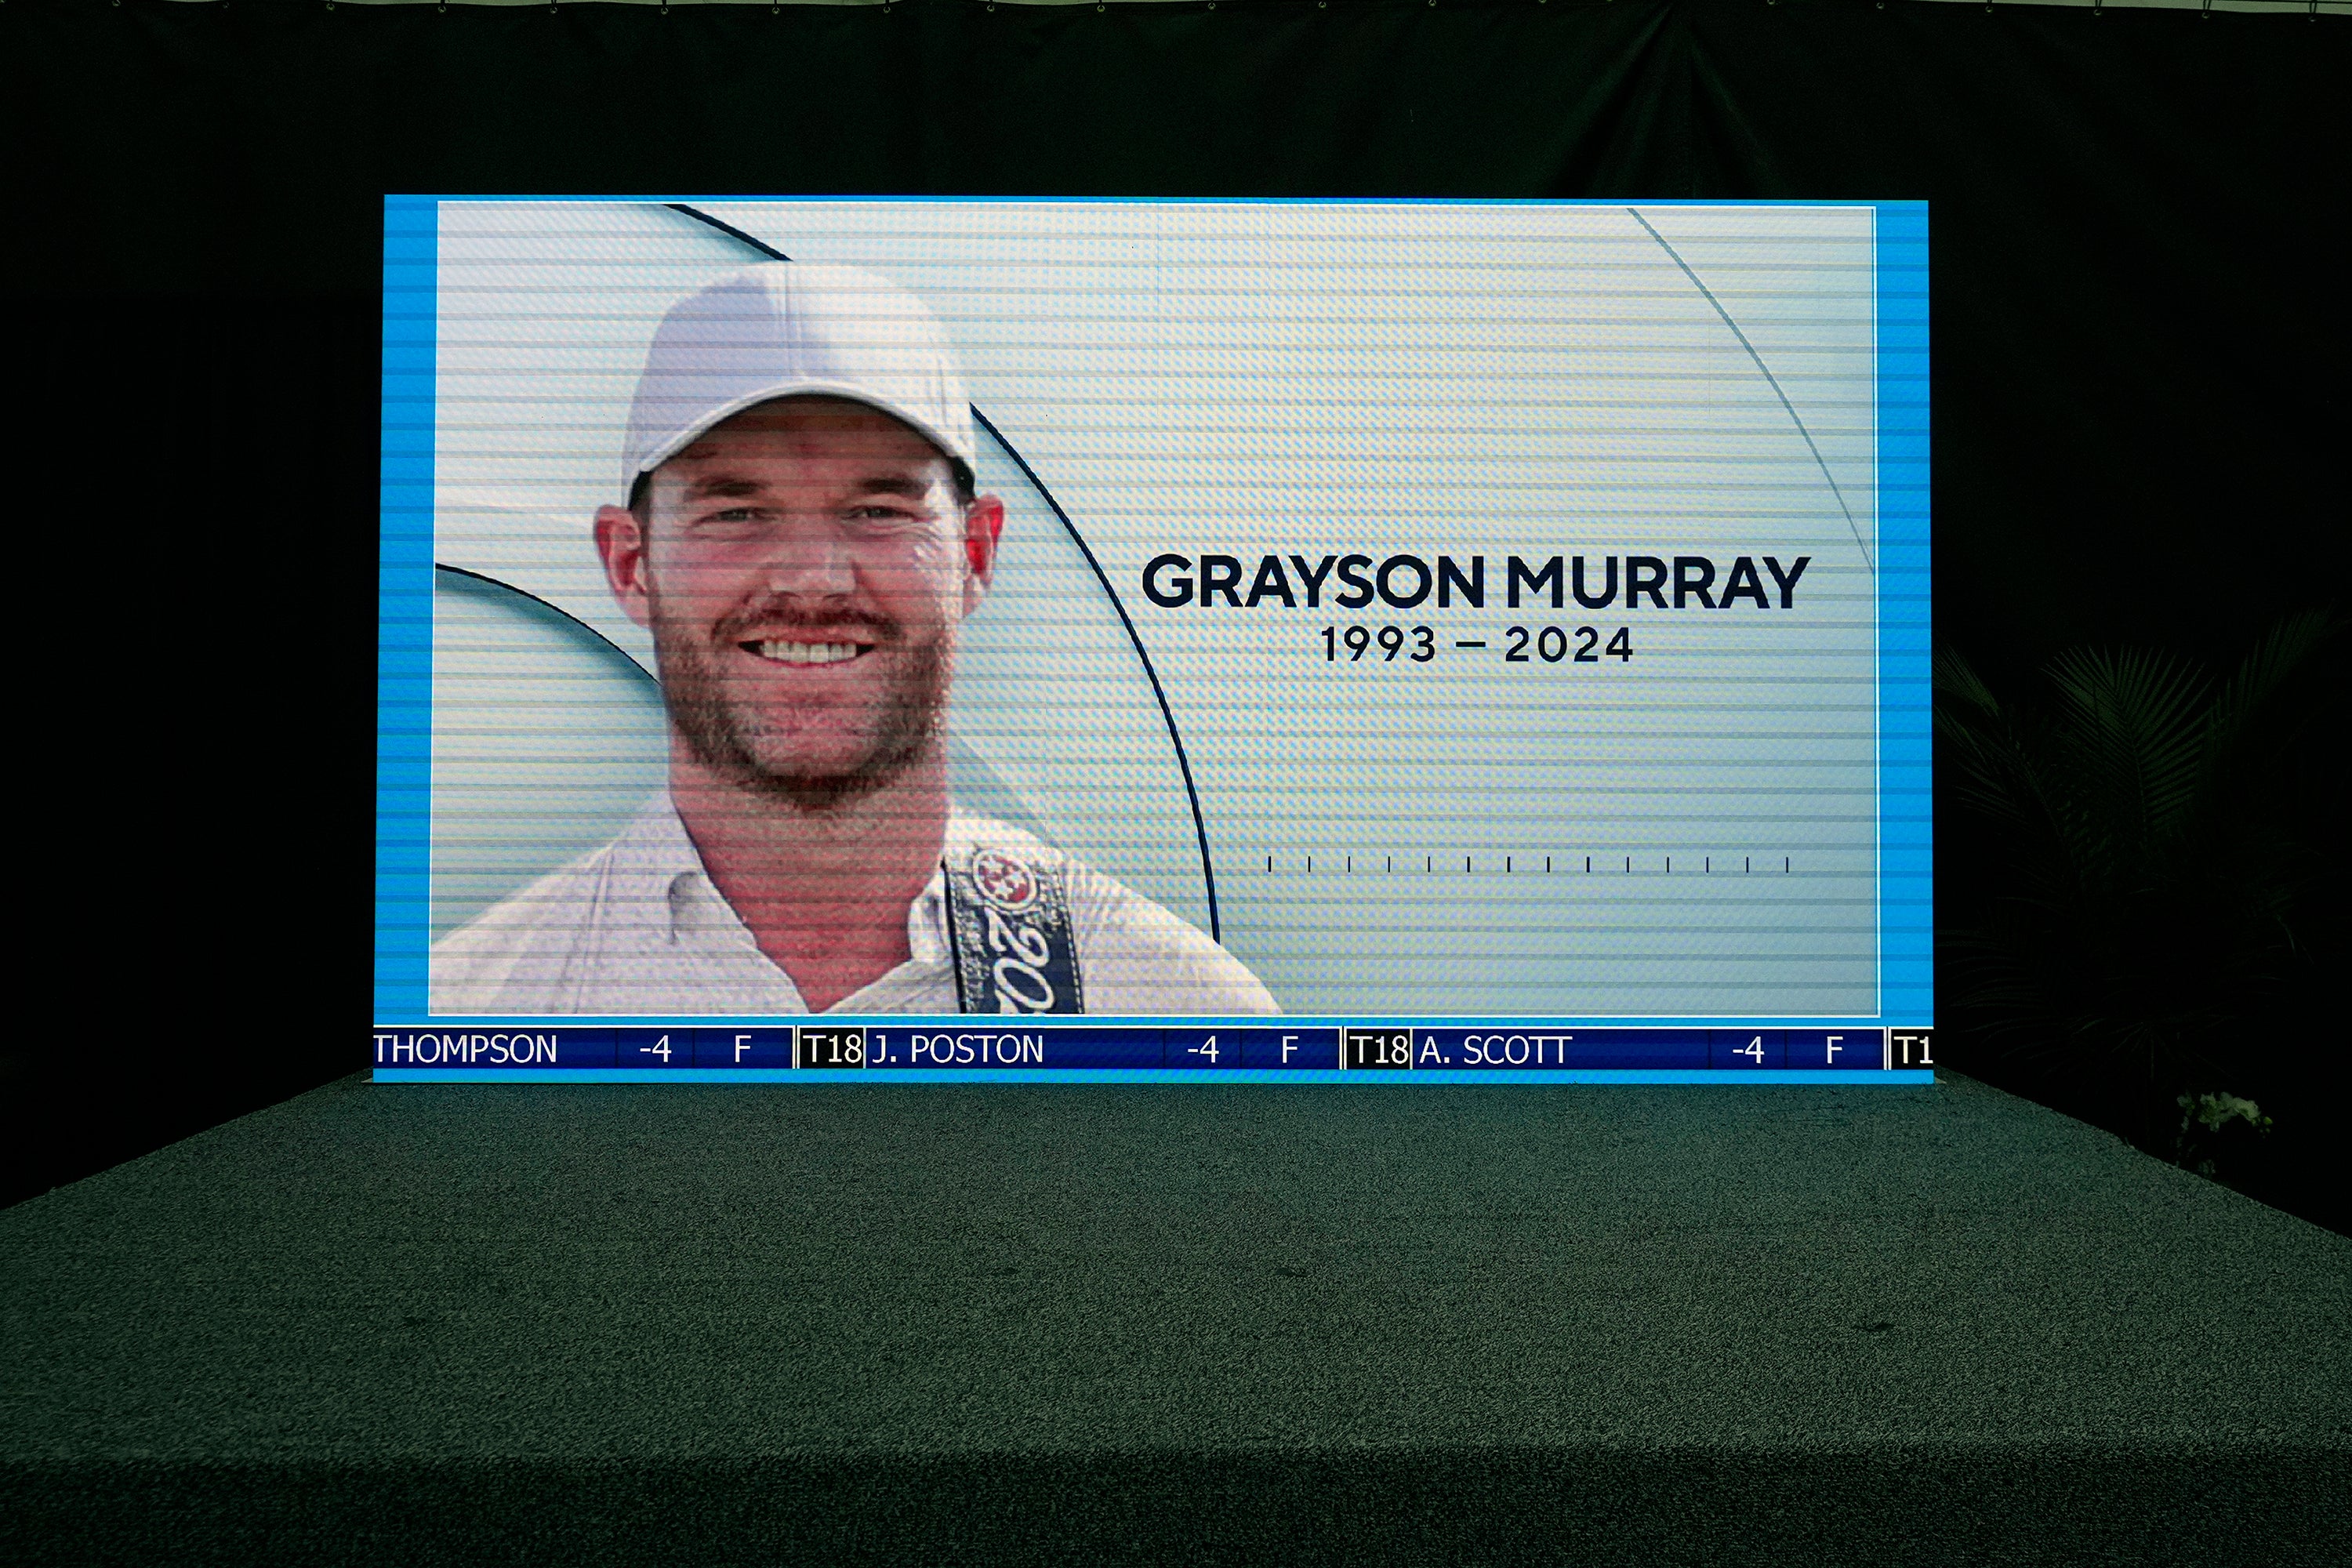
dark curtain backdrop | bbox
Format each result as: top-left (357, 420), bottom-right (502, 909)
top-left (5, 0), bottom-right (2345, 1208)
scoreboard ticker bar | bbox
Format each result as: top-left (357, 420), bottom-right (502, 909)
top-left (372, 1025), bottom-right (1938, 1080)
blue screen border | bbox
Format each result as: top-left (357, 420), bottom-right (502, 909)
top-left (372, 196), bottom-right (1932, 1036)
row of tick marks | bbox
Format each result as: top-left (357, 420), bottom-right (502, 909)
top-left (1263, 855), bottom-right (1796, 874)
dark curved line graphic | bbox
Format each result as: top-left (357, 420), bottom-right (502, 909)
top-left (1626, 208), bottom-right (1877, 576)
top-left (960, 405), bottom-right (1224, 939)
top-left (662, 202), bottom-right (1224, 939)
top-left (435, 561), bottom-right (655, 682)
top-left (663, 203), bottom-right (784, 264)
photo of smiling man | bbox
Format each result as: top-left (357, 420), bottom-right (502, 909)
top-left (430, 263), bottom-right (1273, 1017)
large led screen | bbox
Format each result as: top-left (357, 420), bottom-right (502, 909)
top-left (375, 197), bottom-right (1931, 1082)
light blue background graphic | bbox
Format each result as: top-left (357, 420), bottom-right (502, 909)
top-left (378, 198), bottom-right (1931, 1025)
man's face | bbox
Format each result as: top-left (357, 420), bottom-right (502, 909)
top-left (596, 396), bottom-right (1002, 811)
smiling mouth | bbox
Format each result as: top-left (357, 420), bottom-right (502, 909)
top-left (742, 638), bottom-right (877, 666)
top-left (743, 637), bottom-right (874, 667)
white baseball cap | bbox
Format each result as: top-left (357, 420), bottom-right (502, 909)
top-left (619, 262), bottom-right (978, 500)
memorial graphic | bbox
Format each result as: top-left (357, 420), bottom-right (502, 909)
top-left (376, 197), bottom-right (1930, 1073)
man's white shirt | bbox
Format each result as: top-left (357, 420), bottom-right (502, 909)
top-left (430, 798), bottom-right (1276, 1016)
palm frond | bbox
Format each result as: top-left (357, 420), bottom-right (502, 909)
top-left (1933, 647), bottom-right (2002, 720)
top-left (2200, 607), bottom-right (2342, 787)
top-left (1941, 612), bottom-right (2334, 1117)
top-left (1935, 648), bottom-right (2056, 833)
top-left (2044, 646), bottom-right (2210, 863)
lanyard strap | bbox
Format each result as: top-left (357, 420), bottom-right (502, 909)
top-left (942, 845), bottom-right (1087, 1014)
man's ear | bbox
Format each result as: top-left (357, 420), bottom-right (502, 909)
top-left (595, 504), bottom-right (654, 630)
top-left (960, 494), bottom-right (1007, 618)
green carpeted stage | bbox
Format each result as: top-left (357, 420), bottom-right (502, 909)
top-left (5, 1073), bottom-right (2346, 1563)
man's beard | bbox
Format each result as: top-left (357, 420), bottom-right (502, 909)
top-left (650, 586), bottom-right (951, 815)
